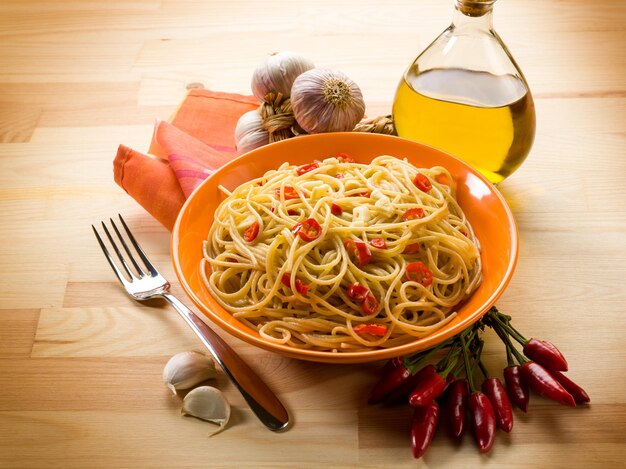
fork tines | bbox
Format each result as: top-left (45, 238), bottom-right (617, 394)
top-left (92, 214), bottom-right (157, 283)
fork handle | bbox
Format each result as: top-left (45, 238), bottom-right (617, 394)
top-left (161, 293), bottom-right (290, 432)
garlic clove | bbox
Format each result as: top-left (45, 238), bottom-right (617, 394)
top-left (162, 351), bottom-right (216, 395)
top-left (235, 110), bottom-right (269, 154)
top-left (251, 51), bottom-right (315, 102)
top-left (181, 386), bottom-right (231, 435)
top-left (291, 68), bottom-right (366, 134)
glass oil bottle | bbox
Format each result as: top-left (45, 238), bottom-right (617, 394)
top-left (392, 0), bottom-right (535, 183)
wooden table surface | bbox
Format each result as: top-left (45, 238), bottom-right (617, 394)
top-left (1, 1), bottom-right (625, 467)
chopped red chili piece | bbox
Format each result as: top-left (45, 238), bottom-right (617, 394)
top-left (331, 203), bottom-right (343, 216)
top-left (287, 209), bottom-right (299, 216)
top-left (274, 186), bottom-right (299, 200)
top-left (361, 292), bottom-right (380, 315)
top-left (281, 273), bottom-right (309, 296)
top-left (403, 208), bottom-right (426, 221)
top-left (336, 152), bottom-right (355, 163)
top-left (403, 243), bottom-right (420, 254)
top-left (414, 173), bottom-right (432, 192)
top-left (405, 261), bottom-right (433, 286)
top-left (370, 238), bottom-right (387, 249)
top-left (243, 221), bottom-right (259, 242)
top-left (354, 323), bottom-right (387, 336)
top-left (347, 282), bottom-right (369, 302)
top-left (296, 162), bottom-right (319, 176)
top-left (292, 218), bottom-right (322, 242)
top-left (344, 239), bottom-right (372, 266)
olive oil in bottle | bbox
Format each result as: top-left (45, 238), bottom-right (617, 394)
top-left (392, 0), bottom-right (536, 183)
top-left (393, 68), bottom-right (535, 184)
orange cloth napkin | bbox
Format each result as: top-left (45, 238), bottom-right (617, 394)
top-left (113, 89), bottom-right (260, 230)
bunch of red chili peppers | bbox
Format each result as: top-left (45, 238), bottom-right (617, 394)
top-left (368, 307), bottom-right (590, 458)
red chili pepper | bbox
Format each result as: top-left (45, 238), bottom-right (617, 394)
top-left (550, 371), bottom-right (590, 404)
top-left (405, 261), bottom-right (433, 286)
top-left (274, 185), bottom-right (299, 200)
top-left (287, 209), bottom-right (299, 216)
top-left (292, 218), bottom-right (322, 242)
top-left (469, 392), bottom-right (496, 453)
top-left (370, 237), bottom-right (387, 249)
top-left (330, 203), bottom-right (343, 216)
top-left (281, 273), bottom-right (309, 296)
top-left (403, 243), bottom-right (420, 254)
top-left (410, 401), bottom-right (439, 459)
top-left (520, 361), bottom-right (576, 407)
top-left (344, 239), bottom-right (372, 267)
top-left (346, 282), bottom-right (369, 302)
top-left (351, 191), bottom-right (370, 198)
top-left (414, 173), bottom-right (432, 192)
top-left (243, 221), bottom-right (259, 242)
top-left (523, 338), bottom-right (568, 372)
top-left (380, 356), bottom-right (404, 375)
top-left (353, 323), bottom-right (387, 337)
top-left (336, 152), bottom-right (355, 163)
top-left (403, 208), bottom-right (426, 221)
top-left (385, 364), bottom-right (437, 406)
top-left (503, 365), bottom-right (530, 412)
top-left (482, 378), bottom-right (514, 433)
top-left (408, 371), bottom-right (446, 407)
top-left (445, 379), bottom-right (469, 438)
top-left (369, 360), bottom-right (412, 405)
top-left (361, 292), bottom-right (379, 315)
top-left (296, 162), bottom-right (319, 176)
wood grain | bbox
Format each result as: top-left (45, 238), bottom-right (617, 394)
top-left (0, 0), bottom-right (625, 467)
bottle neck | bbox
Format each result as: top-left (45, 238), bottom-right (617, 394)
top-left (452, 0), bottom-right (495, 31)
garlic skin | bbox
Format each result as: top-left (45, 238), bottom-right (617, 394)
top-left (251, 51), bottom-right (315, 101)
top-left (235, 110), bottom-right (269, 154)
top-left (181, 386), bottom-right (231, 435)
top-left (162, 351), bottom-right (216, 395)
top-left (291, 69), bottom-right (366, 134)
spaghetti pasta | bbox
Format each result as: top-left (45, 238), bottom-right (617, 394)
top-left (201, 154), bottom-right (482, 352)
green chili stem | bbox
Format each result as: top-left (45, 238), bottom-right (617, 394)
top-left (488, 309), bottom-right (527, 345)
top-left (478, 359), bottom-right (490, 379)
top-left (442, 344), bottom-right (466, 377)
top-left (491, 320), bottom-right (527, 365)
top-left (460, 331), bottom-right (476, 393)
top-left (505, 338), bottom-right (514, 367)
top-left (470, 339), bottom-right (484, 376)
top-left (405, 337), bottom-right (454, 374)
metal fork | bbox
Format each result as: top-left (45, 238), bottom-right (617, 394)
top-left (92, 214), bottom-right (290, 432)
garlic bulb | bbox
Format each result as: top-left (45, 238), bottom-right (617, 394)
top-left (251, 51), bottom-right (315, 102)
top-left (181, 386), bottom-right (231, 435)
top-left (291, 69), bottom-right (366, 134)
top-left (162, 351), bottom-right (216, 395)
top-left (235, 110), bottom-right (269, 154)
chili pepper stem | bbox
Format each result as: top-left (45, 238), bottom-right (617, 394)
top-left (460, 331), bottom-right (477, 393)
top-left (441, 351), bottom-right (461, 378)
top-left (478, 360), bottom-right (490, 380)
top-left (488, 310), bottom-right (527, 345)
top-left (405, 337), bottom-right (454, 373)
top-left (491, 320), bottom-right (527, 365)
top-left (505, 338), bottom-right (514, 367)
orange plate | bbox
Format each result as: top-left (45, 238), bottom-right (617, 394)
top-left (172, 132), bottom-right (518, 364)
